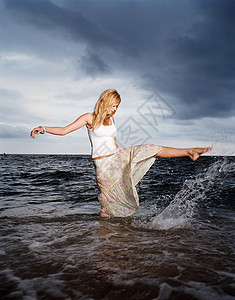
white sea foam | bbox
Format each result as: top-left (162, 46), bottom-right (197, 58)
top-left (133, 158), bottom-right (234, 230)
top-left (29, 236), bottom-right (69, 252)
top-left (156, 282), bottom-right (173, 300)
top-left (180, 281), bottom-right (235, 300)
top-left (156, 280), bottom-right (235, 300)
top-left (0, 268), bottom-right (83, 300)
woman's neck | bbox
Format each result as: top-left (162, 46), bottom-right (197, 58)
top-left (103, 116), bottom-right (112, 126)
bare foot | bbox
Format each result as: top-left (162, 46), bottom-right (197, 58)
top-left (188, 147), bottom-right (212, 161)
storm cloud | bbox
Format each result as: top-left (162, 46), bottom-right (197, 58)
top-left (0, 0), bottom-right (234, 154)
top-left (4, 0), bottom-right (139, 57)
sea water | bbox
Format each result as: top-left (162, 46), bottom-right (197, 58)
top-left (0, 154), bottom-right (234, 299)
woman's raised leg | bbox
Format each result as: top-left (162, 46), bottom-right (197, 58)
top-left (156, 147), bottom-right (212, 161)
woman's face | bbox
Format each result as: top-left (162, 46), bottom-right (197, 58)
top-left (108, 103), bottom-right (119, 115)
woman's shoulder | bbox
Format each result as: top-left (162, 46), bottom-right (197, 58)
top-left (84, 112), bottom-right (93, 119)
top-left (81, 112), bottom-right (93, 120)
top-left (83, 112), bottom-right (94, 129)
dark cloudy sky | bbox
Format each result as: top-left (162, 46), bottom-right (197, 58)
top-left (0, 0), bottom-right (234, 155)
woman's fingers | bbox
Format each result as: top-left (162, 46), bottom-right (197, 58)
top-left (30, 127), bottom-right (41, 139)
top-left (30, 129), bottom-right (35, 139)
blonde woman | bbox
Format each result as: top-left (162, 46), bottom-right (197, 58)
top-left (30, 89), bottom-right (212, 218)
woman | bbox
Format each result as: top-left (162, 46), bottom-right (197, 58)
top-left (31, 89), bottom-right (212, 218)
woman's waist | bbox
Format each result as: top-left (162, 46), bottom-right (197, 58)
top-left (93, 153), bottom-right (116, 160)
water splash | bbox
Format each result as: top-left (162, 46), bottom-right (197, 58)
top-left (134, 158), bottom-right (234, 230)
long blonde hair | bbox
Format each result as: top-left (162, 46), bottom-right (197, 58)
top-left (92, 89), bottom-right (121, 128)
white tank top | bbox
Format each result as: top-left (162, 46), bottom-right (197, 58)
top-left (87, 118), bottom-right (117, 158)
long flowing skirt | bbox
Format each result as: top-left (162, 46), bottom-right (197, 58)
top-left (93, 144), bottom-right (162, 217)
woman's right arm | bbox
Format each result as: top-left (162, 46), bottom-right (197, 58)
top-left (30, 113), bottom-right (93, 139)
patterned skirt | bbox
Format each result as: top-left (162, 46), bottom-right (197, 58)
top-left (93, 144), bottom-right (162, 218)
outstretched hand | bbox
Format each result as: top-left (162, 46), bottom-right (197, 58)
top-left (30, 127), bottom-right (43, 139)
